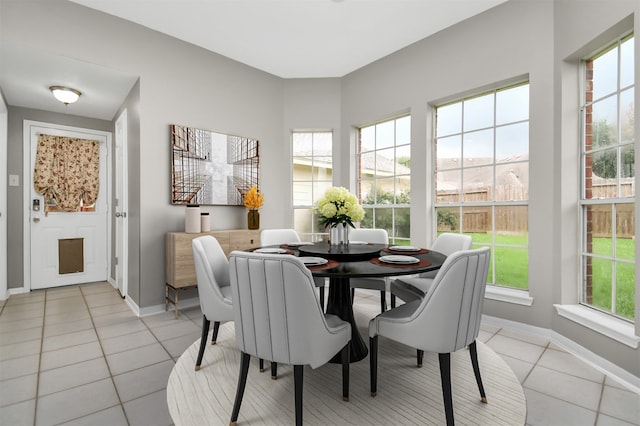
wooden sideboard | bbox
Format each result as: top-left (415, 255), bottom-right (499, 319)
top-left (165, 229), bottom-right (260, 317)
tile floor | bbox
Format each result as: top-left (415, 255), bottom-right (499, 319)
top-left (0, 281), bottom-right (638, 425)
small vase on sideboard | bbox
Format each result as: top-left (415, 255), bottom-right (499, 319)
top-left (247, 210), bottom-right (260, 230)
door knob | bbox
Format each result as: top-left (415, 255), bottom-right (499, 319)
top-left (115, 212), bottom-right (122, 217)
top-left (33, 217), bottom-right (40, 223)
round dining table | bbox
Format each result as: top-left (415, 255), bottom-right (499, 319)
top-left (275, 242), bottom-right (447, 363)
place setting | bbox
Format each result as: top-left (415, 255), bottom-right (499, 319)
top-left (371, 254), bottom-right (431, 268)
top-left (382, 245), bottom-right (429, 255)
top-left (299, 256), bottom-right (339, 270)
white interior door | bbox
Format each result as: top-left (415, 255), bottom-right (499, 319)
top-left (25, 121), bottom-right (110, 290)
top-left (115, 110), bottom-right (128, 298)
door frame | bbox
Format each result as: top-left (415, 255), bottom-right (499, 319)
top-left (0, 94), bottom-right (7, 300)
top-left (114, 109), bottom-right (128, 298)
top-left (22, 120), bottom-right (112, 292)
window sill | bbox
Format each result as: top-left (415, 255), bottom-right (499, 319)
top-left (485, 285), bottom-right (533, 306)
top-left (554, 304), bottom-right (639, 349)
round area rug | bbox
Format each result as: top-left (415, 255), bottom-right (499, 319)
top-left (167, 309), bottom-right (526, 425)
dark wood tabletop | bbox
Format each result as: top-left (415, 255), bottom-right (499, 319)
top-left (264, 241), bottom-right (447, 363)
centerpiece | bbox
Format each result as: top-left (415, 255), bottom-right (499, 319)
top-left (244, 186), bottom-right (264, 230)
top-left (315, 186), bottom-right (365, 246)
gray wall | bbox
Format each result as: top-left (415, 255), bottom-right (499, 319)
top-left (1, 0), bottom-right (638, 376)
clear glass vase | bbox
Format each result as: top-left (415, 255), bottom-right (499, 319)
top-left (329, 223), bottom-right (349, 246)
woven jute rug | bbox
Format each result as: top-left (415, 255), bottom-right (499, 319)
top-left (167, 303), bottom-right (526, 425)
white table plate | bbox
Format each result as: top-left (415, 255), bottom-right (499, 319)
top-left (379, 255), bottom-right (420, 264)
top-left (286, 242), bottom-right (313, 246)
top-left (255, 248), bottom-right (288, 254)
top-left (389, 245), bottom-right (420, 252)
top-left (348, 241), bottom-right (368, 245)
top-left (300, 257), bottom-right (329, 266)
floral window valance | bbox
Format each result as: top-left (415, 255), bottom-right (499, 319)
top-left (34, 134), bottom-right (100, 213)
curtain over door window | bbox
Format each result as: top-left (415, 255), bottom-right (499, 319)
top-left (34, 134), bottom-right (99, 213)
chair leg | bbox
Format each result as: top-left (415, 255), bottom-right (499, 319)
top-left (370, 336), bottom-right (378, 397)
top-left (319, 286), bottom-right (325, 312)
top-left (211, 321), bottom-right (220, 344)
top-left (195, 316), bottom-right (210, 371)
top-left (351, 288), bottom-right (355, 304)
top-left (230, 352), bottom-right (251, 426)
top-left (416, 349), bottom-right (424, 368)
top-left (380, 291), bottom-right (386, 312)
top-left (294, 365), bottom-right (304, 426)
top-left (469, 341), bottom-right (487, 403)
top-left (390, 294), bottom-right (396, 309)
top-left (259, 359), bottom-right (265, 372)
top-left (341, 342), bottom-right (350, 401)
top-left (438, 353), bottom-right (455, 426)
top-left (271, 362), bottom-right (278, 380)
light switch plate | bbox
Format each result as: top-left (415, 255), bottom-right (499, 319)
top-left (9, 175), bottom-right (19, 186)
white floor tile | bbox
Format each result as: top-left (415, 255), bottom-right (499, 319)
top-left (57, 405), bottom-right (128, 426)
top-left (0, 398), bottom-right (36, 426)
top-left (524, 387), bottom-right (597, 426)
top-left (37, 357), bottom-right (110, 397)
top-left (41, 329), bottom-right (98, 352)
top-left (524, 365), bottom-right (603, 411)
top-left (113, 359), bottom-right (174, 402)
top-left (0, 374), bottom-right (38, 407)
top-left (485, 333), bottom-right (545, 364)
top-left (39, 341), bottom-right (103, 371)
top-left (100, 329), bottom-right (158, 355)
top-left (106, 342), bottom-right (171, 376)
top-left (537, 347), bottom-right (605, 384)
top-left (0, 354), bottom-right (40, 381)
top-left (35, 378), bottom-right (119, 426)
top-left (599, 385), bottom-right (640, 425)
top-left (123, 388), bottom-right (173, 426)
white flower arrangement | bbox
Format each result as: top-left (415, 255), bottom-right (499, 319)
top-left (315, 186), bottom-right (365, 229)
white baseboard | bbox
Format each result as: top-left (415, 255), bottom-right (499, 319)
top-left (482, 314), bottom-right (640, 394)
top-left (8, 287), bottom-right (29, 297)
top-left (137, 296), bottom-right (201, 318)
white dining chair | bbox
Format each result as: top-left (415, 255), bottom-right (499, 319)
top-left (260, 228), bottom-right (327, 311)
top-left (348, 228), bottom-right (390, 312)
top-left (192, 236), bottom-right (269, 374)
top-left (191, 236), bottom-right (234, 371)
top-left (391, 233), bottom-right (473, 304)
top-left (228, 251), bottom-right (351, 426)
top-left (369, 247), bottom-right (490, 426)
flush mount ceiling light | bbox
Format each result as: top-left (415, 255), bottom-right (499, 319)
top-left (49, 86), bottom-right (81, 105)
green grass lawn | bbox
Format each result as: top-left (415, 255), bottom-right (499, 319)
top-left (465, 233), bottom-right (636, 320)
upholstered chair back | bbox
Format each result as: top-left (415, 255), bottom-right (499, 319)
top-left (229, 251), bottom-right (350, 368)
top-left (260, 229), bottom-right (300, 246)
top-left (371, 247), bottom-right (490, 354)
top-left (431, 232), bottom-right (473, 255)
top-left (192, 236), bottom-right (233, 321)
top-left (349, 228), bottom-right (388, 244)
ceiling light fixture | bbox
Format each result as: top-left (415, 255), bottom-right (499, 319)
top-left (49, 86), bottom-right (81, 105)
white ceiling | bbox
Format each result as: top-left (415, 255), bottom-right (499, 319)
top-left (72, 0), bottom-right (507, 79)
top-left (0, 0), bottom-right (507, 120)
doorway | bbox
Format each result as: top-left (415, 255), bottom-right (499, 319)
top-left (23, 121), bottom-right (111, 290)
top-left (114, 110), bottom-right (128, 298)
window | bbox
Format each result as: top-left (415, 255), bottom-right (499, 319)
top-left (292, 131), bottom-right (333, 241)
top-left (581, 34), bottom-right (635, 321)
top-left (357, 116), bottom-right (411, 245)
top-left (435, 83), bottom-right (530, 289)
